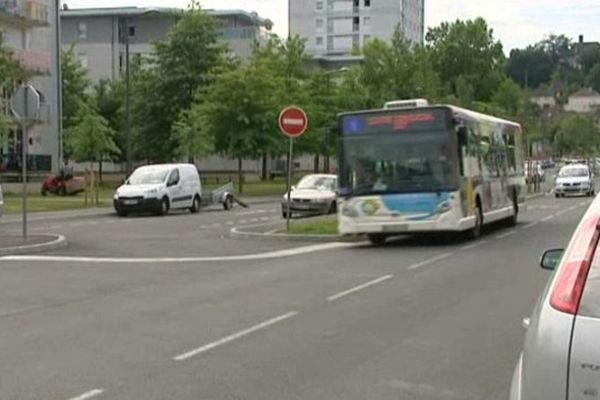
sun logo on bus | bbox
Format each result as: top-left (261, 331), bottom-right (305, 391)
top-left (361, 199), bottom-right (380, 215)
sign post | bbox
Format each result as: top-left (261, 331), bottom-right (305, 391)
top-left (278, 106), bottom-right (308, 232)
top-left (11, 84), bottom-right (41, 239)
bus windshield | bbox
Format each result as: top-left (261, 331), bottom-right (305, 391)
top-left (339, 130), bottom-right (458, 196)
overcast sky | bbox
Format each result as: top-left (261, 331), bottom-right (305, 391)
top-left (65, 0), bottom-right (600, 51)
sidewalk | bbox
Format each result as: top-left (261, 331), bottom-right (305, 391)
top-left (0, 234), bottom-right (67, 256)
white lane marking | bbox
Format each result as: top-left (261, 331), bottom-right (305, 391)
top-left (579, 201), bottom-right (589, 206)
top-left (260, 217), bottom-right (270, 221)
top-left (460, 240), bottom-right (488, 251)
top-left (495, 230), bottom-right (517, 239)
top-left (174, 311), bottom-right (298, 361)
top-left (199, 225), bottom-right (208, 229)
top-left (225, 221), bottom-right (234, 225)
top-left (67, 389), bottom-right (104, 400)
top-left (408, 252), bottom-right (454, 270)
top-left (239, 219), bottom-right (248, 224)
top-left (211, 223), bottom-right (221, 228)
top-left (555, 210), bottom-right (566, 217)
top-left (236, 210), bottom-right (266, 216)
top-left (522, 221), bottom-right (538, 230)
top-left (268, 208), bottom-right (277, 213)
top-left (541, 215), bottom-right (554, 222)
top-left (251, 218), bottom-right (259, 222)
top-left (568, 205), bottom-right (578, 211)
top-left (2, 242), bottom-right (356, 264)
top-left (327, 274), bottom-right (394, 301)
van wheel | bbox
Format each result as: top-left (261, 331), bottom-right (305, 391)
top-left (190, 195), bottom-right (201, 213)
top-left (157, 198), bottom-right (169, 216)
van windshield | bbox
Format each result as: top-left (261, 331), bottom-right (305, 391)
top-left (128, 168), bottom-right (169, 185)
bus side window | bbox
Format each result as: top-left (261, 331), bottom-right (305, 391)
top-left (457, 126), bottom-right (468, 176)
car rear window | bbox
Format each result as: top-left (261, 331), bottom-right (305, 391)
top-left (579, 247), bottom-right (600, 318)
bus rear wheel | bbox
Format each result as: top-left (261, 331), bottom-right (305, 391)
top-left (367, 234), bottom-right (387, 246)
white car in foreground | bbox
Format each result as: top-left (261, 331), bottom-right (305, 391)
top-left (281, 174), bottom-right (337, 218)
top-left (554, 164), bottom-right (595, 198)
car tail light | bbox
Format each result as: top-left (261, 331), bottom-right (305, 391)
top-left (550, 219), bottom-right (600, 315)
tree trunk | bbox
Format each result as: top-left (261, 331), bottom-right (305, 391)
top-left (313, 154), bottom-right (320, 173)
top-left (261, 154), bottom-right (267, 181)
top-left (237, 157), bottom-right (243, 194)
top-left (98, 160), bottom-right (103, 183)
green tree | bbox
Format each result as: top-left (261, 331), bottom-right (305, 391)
top-left (191, 60), bottom-right (284, 193)
top-left (580, 43), bottom-right (600, 74)
top-left (93, 79), bottom-right (125, 160)
top-left (135, 3), bottom-right (225, 161)
top-left (67, 104), bottom-right (120, 169)
top-left (0, 32), bottom-right (26, 142)
top-left (172, 102), bottom-right (214, 162)
top-left (491, 78), bottom-right (523, 116)
top-left (61, 45), bottom-right (90, 157)
top-left (586, 64), bottom-right (600, 92)
top-left (506, 46), bottom-right (554, 88)
top-left (554, 114), bottom-right (600, 156)
top-left (426, 18), bottom-right (505, 101)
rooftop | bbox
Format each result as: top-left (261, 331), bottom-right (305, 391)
top-left (570, 88), bottom-right (600, 98)
top-left (60, 6), bottom-right (273, 28)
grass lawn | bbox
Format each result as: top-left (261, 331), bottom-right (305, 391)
top-left (286, 217), bottom-right (339, 235)
top-left (1, 178), bottom-right (295, 215)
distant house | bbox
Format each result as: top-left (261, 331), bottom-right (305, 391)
top-left (530, 86), bottom-right (556, 109)
top-left (564, 88), bottom-right (600, 113)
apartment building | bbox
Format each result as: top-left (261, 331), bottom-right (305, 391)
top-left (0, 0), bottom-right (61, 174)
top-left (60, 7), bottom-right (273, 82)
top-left (290, 0), bottom-right (424, 66)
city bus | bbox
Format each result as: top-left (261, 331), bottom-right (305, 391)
top-left (337, 99), bottom-right (526, 244)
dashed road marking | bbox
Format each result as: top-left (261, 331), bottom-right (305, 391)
top-left (173, 311), bottom-right (298, 361)
top-left (541, 215), bottom-right (554, 222)
top-left (408, 252), bottom-right (454, 270)
top-left (460, 240), bottom-right (488, 251)
top-left (522, 221), bottom-right (538, 230)
top-left (67, 389), bottom-right (104, 400)
top-left (495, 230), bottom-right (517, 239)
top-left (327, 274), bottom-right (394, 301)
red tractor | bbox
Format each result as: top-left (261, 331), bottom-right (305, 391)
top-left (41, 174), bottom-right (85, 196)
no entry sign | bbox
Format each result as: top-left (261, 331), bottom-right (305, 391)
top-left (278, 106), bottom-right (308, 138)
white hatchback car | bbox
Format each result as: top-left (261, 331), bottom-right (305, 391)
top-left (554, 164), bottom-right (595, 197)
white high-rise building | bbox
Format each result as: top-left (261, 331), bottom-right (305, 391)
top-left (290, 0), bottom-right (424, 65)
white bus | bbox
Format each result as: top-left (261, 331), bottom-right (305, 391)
top-left (337, 100), bottom-right (526, 244)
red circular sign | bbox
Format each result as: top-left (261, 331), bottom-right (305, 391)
top-left (278, 106), bottom-right (308, 138)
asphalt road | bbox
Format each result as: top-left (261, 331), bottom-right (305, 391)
top-left (0, 194), bottom-right (591, 400)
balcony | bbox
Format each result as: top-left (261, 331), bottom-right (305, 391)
top-left (12, 48), bottom-right (51, 74)
top-left (217, 27), bottom-right (261, 40)
top-left (0, 0), bottom-right (49, 27)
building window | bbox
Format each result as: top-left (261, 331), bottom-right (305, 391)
top-left (364, 34), bottom-right (371, 43)
top-left (316, 1), bottom-right (323, 10)
top-left (353, 0), bottom-right (359, 7)
top-left (327, 36), bottom-right (334, 51)
top-left (363, 16), bottom-right (370, 26)
top-left (78, 22), bottom-right (87, 39)
top-left (316, 36), bottom-right (323, 46)
top-left (353, 16), bottom-right (360, 32)
top-left (316, 18), bottom-right (324, 29)
top-left (128, 25), bottom-right (136, 37)
top-left (364, 0), bottom-right (371, 6)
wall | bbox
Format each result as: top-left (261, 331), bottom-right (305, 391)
top-left (565, 96), bottom-right (600, 113)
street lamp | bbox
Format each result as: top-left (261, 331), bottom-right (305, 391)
top-left (322, 67), bottom-right (348, 173)
top-left (123, 9), bottom-right (159, 175)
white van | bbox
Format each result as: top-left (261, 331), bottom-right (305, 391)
top-left (113, 164), bottom-right (202, 217)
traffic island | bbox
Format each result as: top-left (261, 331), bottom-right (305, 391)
top-left (230, 217), bottom-right (363, 243)
top-left (0, 235), bottom-right (68, 256)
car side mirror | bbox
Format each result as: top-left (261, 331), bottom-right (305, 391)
top-left (540, 249), bottom-right (564, 271)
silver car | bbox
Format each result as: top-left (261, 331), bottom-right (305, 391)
top-left (554, 164), bottom-right (595, 197)
top-left (281, 174), bottom-right (337, 218)
top-left (510, 196), bottom-right (600, 400)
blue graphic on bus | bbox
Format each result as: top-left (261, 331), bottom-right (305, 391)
top-left (380, 192), bottom-right (451, 220)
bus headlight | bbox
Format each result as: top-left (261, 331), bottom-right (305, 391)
top-left (435, 201), bottom-right (452, 214)
top-left (341, 203), bottom-right (359, 217)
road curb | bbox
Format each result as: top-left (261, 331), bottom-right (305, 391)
top-left (230, 222), bottom-right (362, 243)
top-left (0, 235), bottom-right (68, 256)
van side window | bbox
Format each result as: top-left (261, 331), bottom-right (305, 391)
top-left (168, 169), bottom-right (180, 186)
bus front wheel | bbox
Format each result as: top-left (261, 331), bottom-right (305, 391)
top-left (468, 203), bottom-right (483, 240)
